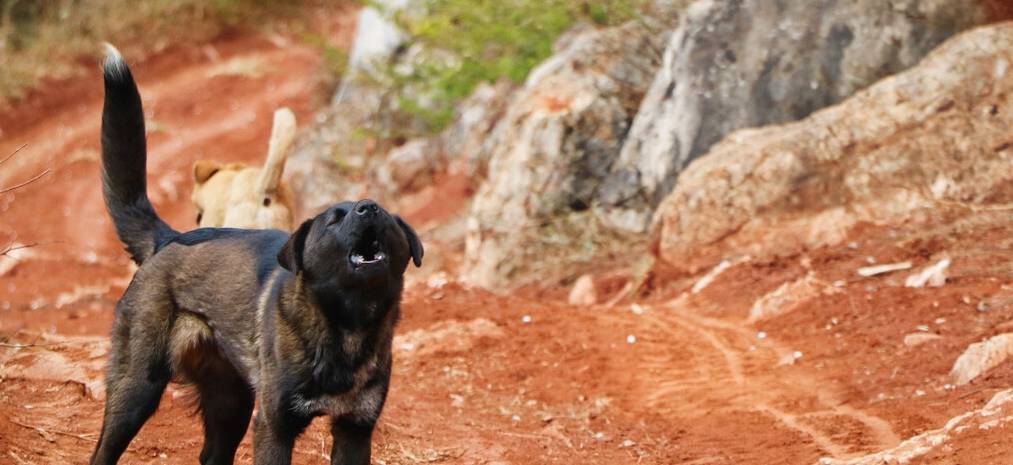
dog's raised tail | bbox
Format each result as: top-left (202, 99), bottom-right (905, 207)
top-left (256, 107), bottom-right (297, 197)
top-left (101, 44), bottom-right (177, 265)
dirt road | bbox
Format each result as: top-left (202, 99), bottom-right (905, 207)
top-left (3, 27), bottom-right (1013, 465)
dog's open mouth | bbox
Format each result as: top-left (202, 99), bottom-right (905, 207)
top-left (349, 228), bottom-right (386, 267)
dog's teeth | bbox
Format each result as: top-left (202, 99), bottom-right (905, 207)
top-left (351, 254), bottom-right (365, 264)
top-left (375, 252), bottom-right (386, 261)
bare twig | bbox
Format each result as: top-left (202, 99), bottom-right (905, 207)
top-left (9, 419), bottom-right (98, 443)
top-left (0, 168), bottom-right (50, 194)
top-left (0, 341), bottom-right (64, 349)
top-left (0, 143), bottom-right (26, 166)
top-left (1, 241), bottom-right (39, 258)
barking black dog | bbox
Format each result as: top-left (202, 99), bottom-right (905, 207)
top-left (90, 45), bottom-right (422, 465)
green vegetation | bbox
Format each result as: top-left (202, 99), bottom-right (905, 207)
top-left (0, 0), bottom-right (312, 104)
top-left (378, 0), bottom-right (644, 135)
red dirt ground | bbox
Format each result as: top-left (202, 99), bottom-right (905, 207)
top-left (4, 24), bottom-right (1013, 465)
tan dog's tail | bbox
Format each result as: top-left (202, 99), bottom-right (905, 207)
top-left (256, 108), bottom-right (297, 198)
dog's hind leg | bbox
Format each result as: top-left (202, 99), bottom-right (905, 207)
top-left (168, 312), bottom-right (255, 465)
top-left (195, 362), bottom-right (254, 465)
top-left (90, 288), bottom-right (173, 465)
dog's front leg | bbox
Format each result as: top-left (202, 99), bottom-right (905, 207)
top-left (252, 404), bottom-right (309, 465)
top-left (329, 417), bottom-right (374, 465)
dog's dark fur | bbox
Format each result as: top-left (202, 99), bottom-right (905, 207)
top-left (90, 47), bottom-right (422, 465)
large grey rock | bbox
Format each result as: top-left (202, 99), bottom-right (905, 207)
top-left (439, 80), bottom-right (515, 180)
top-left (284, 106), bottom-right (366, 219)
top-left (651, 23), bottom-right (1013, 272)
top-left (599, 0), bottom-right (990, 233)
top-left (287, 0), bottom-right (430, 219)
top-left (374, 80), bottom-right (515, 195)
top-left (332, 0), bottom-right (417, 105)
top-left (462, 21), bottom-right (666, 288)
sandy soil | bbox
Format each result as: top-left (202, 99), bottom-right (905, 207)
top-left (3, 22), bottom-right (1013, 465)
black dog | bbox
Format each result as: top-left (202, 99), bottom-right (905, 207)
top-left (90, 45), bottom-right (422, 465)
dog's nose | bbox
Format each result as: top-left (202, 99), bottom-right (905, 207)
top-left (355, 200), bottom-right (378, 216)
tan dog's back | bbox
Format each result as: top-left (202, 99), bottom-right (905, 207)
top-left (191, 108), bottom-right (297, 230)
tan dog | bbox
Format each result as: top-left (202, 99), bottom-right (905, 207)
top-left (191, 108), bottom-right (297, 230)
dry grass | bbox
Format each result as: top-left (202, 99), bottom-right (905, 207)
top-left (0, 0), bottom-right (331, 106)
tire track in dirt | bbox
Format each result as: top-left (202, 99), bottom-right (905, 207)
top-left (609, 291), bottom-right (902, 461)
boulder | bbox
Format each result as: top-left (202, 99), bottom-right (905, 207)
top-left (439, 80), bottom-right (515, 180)
top-left (286, 0), bottom-right (425, 219)
top-left (747, 272), bottom-right (838, 323)
top-left (284, 107), bottom-right (367, 219)
top-left (341, 4), bottom-right (407, 84)
top-left (374, 79), bottom-right (515, 196)
top-left (951, 333), bottom-right (1013, 385)
top-left (375, 139), bottom-right (433, 193)
top-left (599, 0), bottom-right (992, 233)
top-left (652, 23), bottom-right (1013, 272)
top-left (462, 20), bottom-right (666, 288)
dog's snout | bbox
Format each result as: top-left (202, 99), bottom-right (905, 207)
top-left (355, 200), bottom-right (378, 216)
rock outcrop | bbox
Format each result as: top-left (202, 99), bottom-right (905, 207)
top-left (375, 80), bottom-right (515, 194)
top-left (285, 0), bottom-right (423, 218)
top-left (599, 0), bottom-right (992, 233)
top-left (462, 20), bottom-right (666, 288)
top-left (651, 23), bottom-right (1013, 272)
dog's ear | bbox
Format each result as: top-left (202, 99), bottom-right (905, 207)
top-left (278, 219), bottom-right (313, 272)
top-left (395, 215), bottom-right (423, 268)
top-left (193, 160), bottom-right (222, 184)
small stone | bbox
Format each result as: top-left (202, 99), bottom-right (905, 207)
top-left (427, 274), bottom-right (448, 289)
top-left (521, 315), bottom-right (532, 324)
top-left (905, 257), bottom-right (950, 287)
top-left (626, 334), bottom-right (637, 344)
top-left (857, 261), bottom-right (912, 277)
top-left (568, 274), bottom-right (598, 306)
top-left (904, 333), bottom-right (942, 347)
